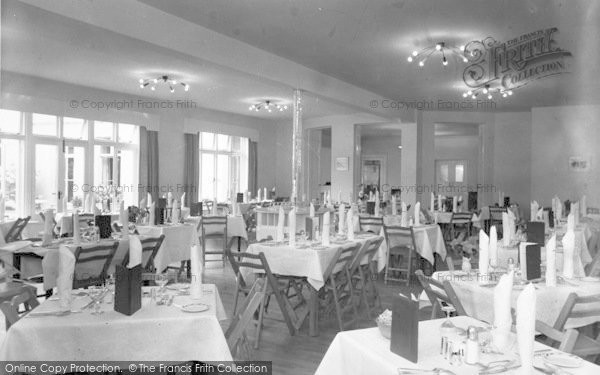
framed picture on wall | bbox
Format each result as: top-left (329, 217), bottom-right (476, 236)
top-left (569, 156), bottom-right (590, 172)
top-left (335, 157), bottom-right (349, 171)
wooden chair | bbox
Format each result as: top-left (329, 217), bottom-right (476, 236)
top-left (553, 293), bottom-right (600, 332)
top-left (72, 241), bottom-right (118, 289)
top-left (383, 225), bottom-right (417, 285)
top-left (346, 237), bottom-right (384, 319)
top-left (225, 278), bottom-right (267, 359)
top-left (121, 235), bottom-right (165, 273)
top-left (449, 212), bottom-right (473, 240)
top-left (358, 216), bottom-right (383, 234)
top-left (415, 269), bottom-right (467, 319)
top-left (226, 250), bottom-right (297, 349)
top-left (0, 287), bottom-right (39, 329)
top-left (202, 201), bottom-right (214, 215)
top-left (487, 207), bottom-right (506, 235)
top-left (201, 216), bottom-right (228, 267)
top-left (4, 216), bottom-right (30, 243)
top-left (320, 243), bottom-right (362, 331)
top-left (536, 320), bottom-right (600, 359)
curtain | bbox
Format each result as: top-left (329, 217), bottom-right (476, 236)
top-left (248, 139), bottom-right (258, 196)
top-left (184, 133), bottom-right (199, 206)
top-left (145, 129), bottom-right (160, 203)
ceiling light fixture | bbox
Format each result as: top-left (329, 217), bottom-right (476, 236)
top-left (139, 75), bottom-right (189, 92)
top-left (461, 84), bottom-right (514, 99)
top-left (248, 100), bottom-right (288, 113)
top-left (407, 42), bottom-right (468, 68)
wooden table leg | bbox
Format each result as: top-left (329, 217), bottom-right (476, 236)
top-left (309, 285), bottom-right (318, 336)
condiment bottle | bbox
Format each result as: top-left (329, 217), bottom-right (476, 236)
top-left (465, 326), bottom-right (480, 365)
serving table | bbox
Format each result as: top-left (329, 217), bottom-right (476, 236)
top-left (0, 284), bottom-right (231, 362)
top-left (316, 316), bottom-right (600, 375)
top-left (255, 206), bottom-right (312, 241)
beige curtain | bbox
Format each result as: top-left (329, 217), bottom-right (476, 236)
top-left (248, 139), bottom-right (258, 195)
top-left (184, 133), bottom-right (199, 206)
top-left (139, 127), bottom-right (160, 204)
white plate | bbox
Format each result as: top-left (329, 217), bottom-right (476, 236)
top-left (179, 303), bottom-right (209, 313)
top-left (543, 353), bottom-right (583, 368)
top-left (580, 276), bottom-right (600, 282)
top-left (166, 284), bottom-right (190, 291)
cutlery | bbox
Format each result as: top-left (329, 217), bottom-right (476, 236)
top-left (533, 365), bottom-right (555, 374)
top-left (397, 368), bottom-right (456, 375)
top-left (27, 310), bottom-right (82, 317)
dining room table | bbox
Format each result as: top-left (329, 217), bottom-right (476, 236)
top-left (244, 233), bottom-right (384, 336)
top-left (315, 316), bottom-right (600, 374)
top-left (0, 283), bottom-right (231, 362)
top-left (54, 212), bottom-right (120, 237)
top-left (432, 269), bottom-right (600, 329)
top-left (135, 223), bottom-right (199, 273)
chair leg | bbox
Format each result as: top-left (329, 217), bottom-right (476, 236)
top-left (233, 289), bottom-right (241, 317)
top-left (254, 293), bottom-right (267, 349)
top-left (406, 251), bottom-right (413, 286)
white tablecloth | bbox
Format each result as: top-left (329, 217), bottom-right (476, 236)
top-left (136, 224), bottom-right (199, 273)
top-left (433, 270), bottom-right (600, 329)
top-left (0, 284), bottom-right (231, 361)
top-left (316, 316), bottom-right (600, 375)
top-left (185, 215), bottom-right (248, 240)
top-left (55, 213), bottom-right (120, 236)
top-left (245, 235), bottom-right (381, 290)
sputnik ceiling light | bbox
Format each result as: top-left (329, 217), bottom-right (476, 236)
top-left (139, 75), bottom-right (189, 93)
top-left (407, 42), bottom-right (468, 67)
top-left (462, 84), bottom-right (513, 100)
top-left (248, 100), bottom-right (288, 113)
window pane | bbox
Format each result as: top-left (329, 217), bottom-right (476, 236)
top-left (117, 148), bottom-right (138, 206)
top-left (231, 136), bottom-right (241, 152)
top-left (201, 132), bottom-right (215, 150)
top-left (0, 109), bottom-right (22, 134)
top-left (32, 114), bottom-right (58, 136)
top-left (64, 146), bottom-right (85, 209)
top-left (94, 121), bottom-right (115, 141)
top-left (118, 123), bottom-right (139, 144)
top-left (63, 117), bottom-right (88, 140)
top-left (35, 144), bottom-right (58, 211)
top-left (94, 145), bottom-right (115, 189)
top-left (455, 164), bottom-right (464, 183)
top-left (217, 134), bottom-right (230, 151)
top-left (216, 154), bottom-right (229, 202)
top-left (200, 153), bottom-right (214, 200)
top-left (0, 139), bottom-right (23, 219)
top-left (440, 164), bottom-right (449, 184)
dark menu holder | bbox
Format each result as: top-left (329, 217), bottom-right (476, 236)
top-left (114, 264), bottom-right (142, 316)
top-left (504, 197), bottom-right (510, 208)
top-left (390, 294), bottom-right (419, 363)
top-left (547, 208), bottom-right (554, 229)
top-left (366, 202), bottom-right (375, 215)
top-left (526, 221), bottom-right (545, 245)
top-left (94, 215), bottom-right (112, 239)
top-left (190, 202), bottom-right (203, 217)
top-left (468, 191), bottom-right (478, 211)
top-left (305, 217), bottom-right (320, 240)
top-left (524, 244), bottom-right (541, 280)
top-left (236, 193), bottom-right (244, 203)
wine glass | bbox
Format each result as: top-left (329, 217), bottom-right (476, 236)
top-left (440, 304), bottom-right (457, 336)
top-left (88, 288), bottom-right (106, 315)
top-left (156, 272), bottom-right (169, 293)
top-left (105, 274), bottom-right (115, 304)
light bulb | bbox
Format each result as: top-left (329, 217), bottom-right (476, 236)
top-left (139, 84), bottom-right (144, 88)
top-left (463, 57), bottom-right (468, 63)
top-left (151, 86), bottom-right (155, 91)
top-left (442, 57), bottom-right (448, 66)
top-left (467, 90), bottom-right (472, 95)
top-left (508, 90), bottom-right (513, 95)
top-left (462, 93), bottom-right (468, 98)
top-left (487, 94), bottom-right (492, 100)
top-left (139, 78), bottom-right (144, 84)
top-left (170, 87), bottom-right (175, 93)
top-left (459, 45), bottom-right (465, 51)
top-left (435, 44), bottom-right (442, 51)
top-left (284, 105), bottom-right (288, 109)
top-left (153, 79), bottom-right (158, 83)
top-left (184, 85), bottom-right (190, 91)
top-left (483, 87), bottom-right (488, 94)
top-left (412, 51), bottom-right (418, 56)
top-left (471, 95), bottom-right (476, 99)
top-left (418, 61), bottom-right (424, 67)
top-left (502, 93), bottom-right (507, 98)
top-left (249, 106), bottom-right (253, 110)
top-left (172, 80), bottom-right (177, 85)
top-left (407, 56), bottom-right (413, 62)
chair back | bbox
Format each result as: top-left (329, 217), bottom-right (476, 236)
top-left (450, 212), bottom-right (472, 224)
top-left (122, 235), bottom-right (165, 272)
top-left (383, 225), bottom-right (416, 253)
top-left (202, 215), bottom-right (228, 239)
top-left (358, 216), bottom-right (383, 233)
top-left (202, 201), bottom-right (214, 215)
top-left (489, 207), bottom-right (506, 221)
top-left (324, 242), bottom-right (362, 279)
top-left (72, 241), bottom-right (118, 289)
top-left (553, 293), bottom-right (600, 331)
top-left (0, 287), bottom-right (39, 329)
top-left (76, 213), bottom-right (95, 229)
top-left (347, 236), bottom-right (384, 276)
top-left (415, 269), bottom-right (467, 318)
top-left (217, 203), bottom-right (230, 215)
top-left (226, 251), bottom-right (278, 294)
top-left (5, 216), bottom-right (31, 243)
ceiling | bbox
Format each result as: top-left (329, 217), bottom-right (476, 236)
top-left (2, 0), bottom-right (599, 122)
top-left (140, 0), bottom-right (600, 110)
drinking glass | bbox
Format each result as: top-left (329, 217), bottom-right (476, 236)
top-left (440, 304), bottom-right (457, 335)
top-left (89, 288), bottom-right (106, 315)
top-left (156, 272), bottom-right (169, 293)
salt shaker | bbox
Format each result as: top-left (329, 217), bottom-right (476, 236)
top-left (465, 326), bottom-right (480, 365)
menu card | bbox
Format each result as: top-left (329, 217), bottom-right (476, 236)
top-left (390, 293), bottom-right (419, 363)
top-left (526, 221), bottom-right (545, 245)
top-left (95, 215), bottom-right (112, 239)
top-left (520, 244), bottom-right (541, 280)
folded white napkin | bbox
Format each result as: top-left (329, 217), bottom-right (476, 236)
top-left (72, 210), bottom-right (82, 245)
top-left (263, 187), bottom-right (267, 201)
top-left (555, 197), bottom-right (562, 221)
top-left (172, 200), bottom-right (180, 223)
top-left (190, 244), bottom-right (203, 299)
top-left (391, 196), bottom-right (397, 216)
top-left (546, 235), bottom-right (557, 287)
top-left (128, 235), bottom-right (143, 268)
top-left (374, 198), bottom-right (380, 217)
top-left (346, 208), bottom-right (354, 241)
top-left (338, 204), bottom-right (345, 235)
top-left (493, 270), bottom-right (514, 350)
top-left (322, 211), bottom-right (330, 246)
top-left (57, 245), bottom-right (75, 311)
top-left (148, 202), bottom-right (155, 225)
top-left (516, 283), bottom-right (536, 374)
top-left (567, 213), bottom-right (575, 231)
top-left (369, 191), bottom-right (374, 201)
top-left (562, 229), bottom-right (575, 279)
top-left (452, 196), bottom-right (458, 213)
top-left (502, 213), bottom-right (511, 247)
top-left (490, 226), bottom-right (498, 267)
top-left (498, 191), bottom-right (504, 207)
top-left (181, 192), bottom-right (187, 208)
top-left (257, 189), bottom-right (262, 202)
top-left (167, 192), bottom-right (173, 208)
top-left (288, 208), bottom-right (296, 246)
top-left (276, 206), bottom-right (285, 242)
top-left (571, 201), bottom-right (580, 226)
top-left (400, 202), bottom-right (408, 227)
top-left (139, 197), bottom-right (147, 210)
top-left (120, 201), bottom-right (129, 238)
top-left (479, 230), bottom-right (489, 277)
top-left (42, 209), bottom-right (55, 246)
top-left (87, 192), bottom-right (95, 213)
top-left (102, 199), bottom-right (108, 213)
top-left (507, 209), bottom-right (516, 241)
top-left (94, 205), bottom-right (102, 216)
top-left (414, 202), bottom-right (421, 226)
top-left (530, 201), bottom-right (539, 222)
top-left (309, 203), bottom-right (315, 218)
top-left (581, 195), bottom-right (587, 217)
top-left (430, 192), bottom-right (435, 212)
top-left (437, 195), bottom-right (443, 211)
top-left (82, 192), bottom-right (89, 213)
top-left (212, 199), bottom-right (218, 216)
top-left (147, 192), bottom-right (153, 208)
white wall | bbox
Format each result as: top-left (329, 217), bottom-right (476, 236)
top-left (361, 135), bottom-right (402, 191)
top-left (531, 104), bottom-right (600, 208)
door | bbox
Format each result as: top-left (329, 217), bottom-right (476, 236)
top-left (34, 143), bottom-right (60, 212)
top-left (435, 159), bottom-right (469, 201)
top-left (63, 142), bottom-right (86, 211)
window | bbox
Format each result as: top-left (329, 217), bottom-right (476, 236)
top-left (455, 164), bottom-right (464, 183)
top-left (199, 132), bottom-right (248, 202)
top-left (0, 109), bottom-right (141, 216)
